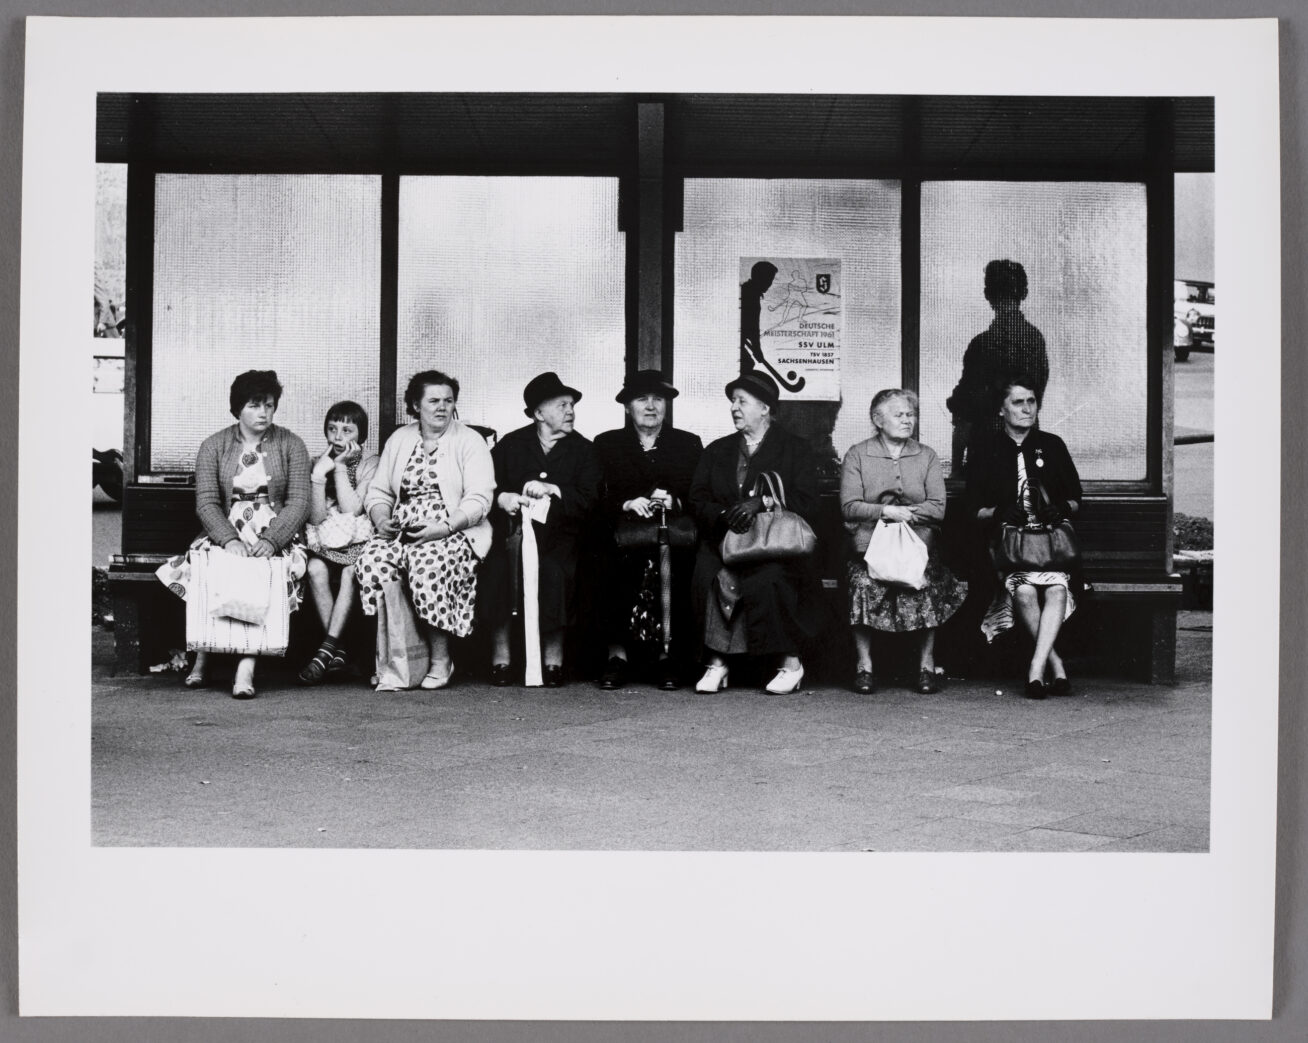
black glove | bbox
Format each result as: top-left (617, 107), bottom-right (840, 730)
top-left (1001, 502), bottom-right (1028, 526)
top-left (723, 496), bottom-right (764, 534)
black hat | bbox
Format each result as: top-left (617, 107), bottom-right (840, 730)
top-left (724, 370), bottom-right (780, 409)
top-left (523, 371), bottom-right (583, 416)
top-left (615, 369), bottom-right (679, 404)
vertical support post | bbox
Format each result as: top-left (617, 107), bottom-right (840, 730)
top-left (636, 102), bottom-right (665, 374)
top-left (900, 97), bottom-right (922, 393)
top-left (1146, 100), bottom-right (1176, 564)
top-left (379, 172), bottom-right (400, 443)
top-left (123, 161), bottom-right (155, 488)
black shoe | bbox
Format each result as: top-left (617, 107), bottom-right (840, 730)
top-left (656, 658), bottom-right (680, 691)
top-left (598, 656), bottom-right (627, 690)
top-left (543, 664), bottom-right (564, 688)
top-left (491, 663), bottom-right (512, 687)
top-left (1024, 679), bottom-right (1047, 699)
top-left (851, 670), bottom-right (875, 695)
top-left (1048, 676), bottom-right (1072, 696)
top-left (915, 670), bottom-right (940, 695)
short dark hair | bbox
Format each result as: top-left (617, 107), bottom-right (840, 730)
top-left (404, 370), bottom-right (461, 418)
top-left (750, 260), bottom-right (778, 283)
top-left (994, 373), bottom-right (1040, 410)
top-left (984, 259), bottom-right (1029, 305)
top-left (228, 370), bottom-right (283, 418)
top-left (323, 400), bottom-right (369, 445)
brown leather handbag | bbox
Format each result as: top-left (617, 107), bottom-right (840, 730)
top-left (720, 472), bottom-right (817, 565)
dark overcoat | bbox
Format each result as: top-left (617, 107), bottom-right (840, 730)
top-left (477, 424), bottom-right (602, 630)
top-left (688, 423), bottom-right (822, 657)
top-left (594, 424), bottom-right (704, 657)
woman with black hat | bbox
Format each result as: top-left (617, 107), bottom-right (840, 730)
top-left (688, 370), bottom-right (822, 695)
top-left (593, 370), bottom-right (704, 690)
top-left (478, 371), bottom-right (602, 687)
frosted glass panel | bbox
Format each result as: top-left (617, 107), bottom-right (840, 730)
top-left (920, 182), bottom-right (1148, 481)
top-left (397, 177), bottom-right (625, 443)
top-left (151, 174), bottom-right (382, 471)
top-left (674, 179), bottom-right (901, 462)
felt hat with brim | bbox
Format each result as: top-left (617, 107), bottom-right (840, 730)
top-left (523, 371), bottom-right (583, 416)
top-left (724, 370), bottom-right (780, 409)
top-left (615, 369), bottom-right (680, 404)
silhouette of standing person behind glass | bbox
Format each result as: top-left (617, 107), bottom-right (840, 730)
top-left (946, 259), bottom-right (1049, 476)
top-left (740, 260), bottom-right (778, 375)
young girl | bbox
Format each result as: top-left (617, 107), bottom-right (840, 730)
top-left (298, 400), bottom-right (379, 684)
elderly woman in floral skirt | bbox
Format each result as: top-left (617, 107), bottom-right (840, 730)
top-left (841, 388), bottom-right (967, 695)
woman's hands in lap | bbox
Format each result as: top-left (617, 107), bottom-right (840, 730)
top-left (880, 504), bottom-right (915, 523)
top-left (224, 540), bottom-right (250, 557)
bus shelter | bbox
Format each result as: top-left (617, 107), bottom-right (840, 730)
top-left (98, 92), bottom-right (1213, 682)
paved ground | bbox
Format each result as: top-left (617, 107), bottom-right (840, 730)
top-left (91, 612), bottom-right (1211, 852)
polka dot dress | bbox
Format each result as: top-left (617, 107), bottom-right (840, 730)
top-left (355, 442), bottom-right (480, 637)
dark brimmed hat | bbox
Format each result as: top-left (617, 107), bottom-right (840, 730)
top-left (724, 370), bottom-right (780, 409)
top-left (615, 369), bottom-right (679, 404)
top-left (523, 371), bottom-right (583, 416)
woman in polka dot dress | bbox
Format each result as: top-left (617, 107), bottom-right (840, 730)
top-left (355, 370), bottom-right (496, 690)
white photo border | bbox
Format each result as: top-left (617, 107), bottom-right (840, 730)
top-left (18, 15), bottom-right (1280, 1020)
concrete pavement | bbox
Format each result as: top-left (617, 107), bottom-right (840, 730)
top-left (91, 613), bottom-right (1211, 852)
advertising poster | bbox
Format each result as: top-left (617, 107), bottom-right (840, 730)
top-left (739, 256), bottom-right (842, 401)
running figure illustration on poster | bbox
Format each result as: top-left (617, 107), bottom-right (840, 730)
top-left (738, 257), bottom-right (842, 402)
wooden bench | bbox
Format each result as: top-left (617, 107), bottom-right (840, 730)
top-left (110, 481), bottom-right (1182, 684)
top-left (810, 491), bottom-right (1182, 685)
top-left (106, 481), bottom-right (197, 674)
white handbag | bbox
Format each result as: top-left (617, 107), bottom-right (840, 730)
top-left (864, 520), bottom-right (929, 590)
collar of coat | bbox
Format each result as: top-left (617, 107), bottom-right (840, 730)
top-left (862, 435), bottom-right (923, 459)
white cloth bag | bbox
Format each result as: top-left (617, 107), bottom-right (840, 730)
top-left (206, 550), bottom-right (275, 623)
top-left (187, 548), bottom-right (291, 655)
top-left (864, 519), bottom-right (929, 590)
top-left (519, 494), bottom-right (552, 687)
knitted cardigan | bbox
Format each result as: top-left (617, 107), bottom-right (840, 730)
top-left (364, 420), bottom-right (496, 559)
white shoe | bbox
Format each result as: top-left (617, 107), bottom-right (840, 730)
top-left (695, 664), bottom-right (729, 692)
top-left (765, 665), bottom-right (804, 695)
top-left (420, 664), bottom-right (455, 690)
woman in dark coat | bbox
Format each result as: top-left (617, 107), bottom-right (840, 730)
top-left (689, 370), bottom-right (821, 695)
top-left (478, 371), bottom-right (602, 687)
top-left (594, 370), bottom-right (704, 690)
top-left (967, 375), bottom-right (1083, 698)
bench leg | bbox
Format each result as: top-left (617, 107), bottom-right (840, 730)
top-left (1146, 605), bottom-right (1178, 685)
top-left (110, 590), bottom-right (143, 676)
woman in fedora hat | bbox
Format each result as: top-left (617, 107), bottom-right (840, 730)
top-left (477, 371), bottom-right (602, 687)
top-left (688, 370), bottom-right (822, 695)
top-left (593, 370), bottom-right (705, 690)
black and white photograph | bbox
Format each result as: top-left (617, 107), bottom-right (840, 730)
top-left (17, 14), bottom-right (1281, 1023)
top-left (88, 91), bottom-right (1215, 854)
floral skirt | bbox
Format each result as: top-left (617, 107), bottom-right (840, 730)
top-left (847, 558), bottom-right (967, 632)
top-left (155, 499), bottom-right (306, 614)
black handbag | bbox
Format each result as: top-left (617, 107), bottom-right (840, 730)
top-left (994, 480), bottom-right (1080, 571)
top-left (613, 509), bottom-right (698, 549)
